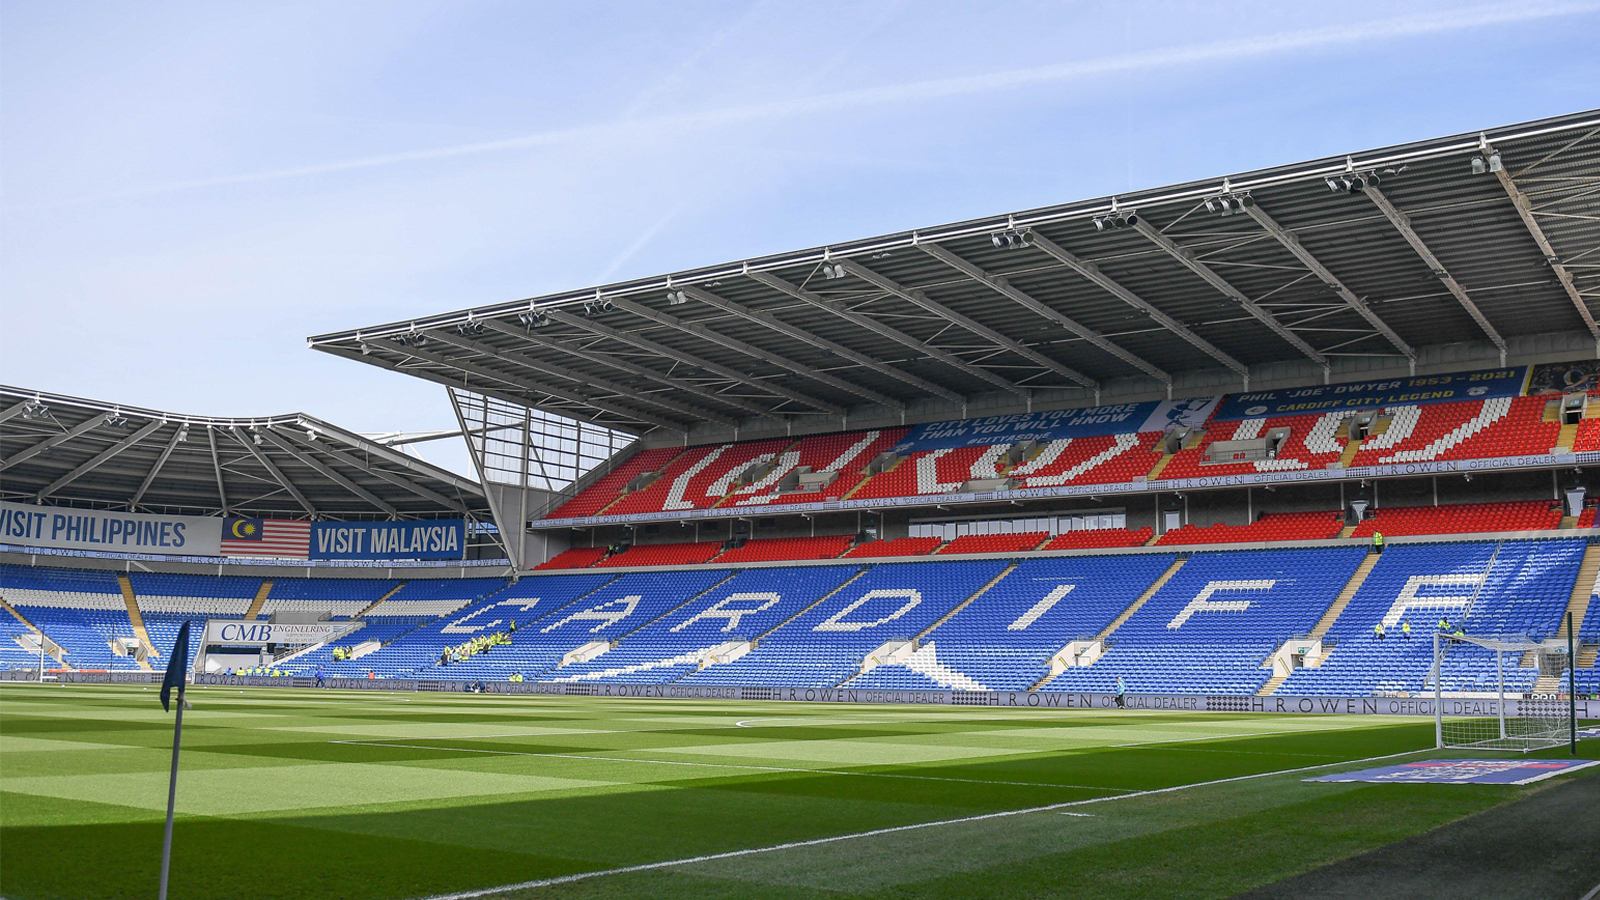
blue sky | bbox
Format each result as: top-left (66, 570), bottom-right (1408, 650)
top-left (3, 0), bottom-right (1598, 475)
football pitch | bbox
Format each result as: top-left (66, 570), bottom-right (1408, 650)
top-left (1, 684), bottom-right (1594, 900)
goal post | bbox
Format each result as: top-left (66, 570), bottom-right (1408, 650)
top-left (1430, 630), bottom-right (1572, 753)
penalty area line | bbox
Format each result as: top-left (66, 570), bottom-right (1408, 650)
top-left (408, 745), bottom-right (1435, 900)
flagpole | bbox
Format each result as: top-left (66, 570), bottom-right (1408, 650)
top-left (157, 621), bottom-right (191, 900)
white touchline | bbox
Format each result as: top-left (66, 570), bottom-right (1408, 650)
top-left (328, 740), bottom-right (1133, 792)
top-left (406, 746), bottom-right (1437, 900)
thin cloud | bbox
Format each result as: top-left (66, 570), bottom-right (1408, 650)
top-left (17, 1), bottom-right (1599, 208)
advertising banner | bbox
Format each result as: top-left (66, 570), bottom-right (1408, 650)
top-left (892, 402), bottom-right (1164, 454)
top-left (1211, 366), bottom-right (1529, 422)
top-left (310, 519), bottom-right (466, 560)
top-left (0, 500), bottom-right (221, 556)
top-left (201, 620), bottom-right (354, 645)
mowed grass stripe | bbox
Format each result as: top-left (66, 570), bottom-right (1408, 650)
top-left (4, 684), bottom-right (1588, 900)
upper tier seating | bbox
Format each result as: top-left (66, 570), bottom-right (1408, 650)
top-left (260, 577), bottom-right (401, 619)
top-left (1039, 528), bottom-right (1152, 550)
top-left (366, 578), bottom-right (509, 618)
top-left (842, 537), bottom-right (943, 558)
top-left (1156, 512), bottom-right (1344, 546)
top-left (720, 429), bottom-right (906, 507)
top-left (680, 560), bottom-right (1008, 688)
top-left (1043, 547), bottom-right (1367, 694)
top-left (1350, 501), bottom-right (1561, 537)
top-left (597, 541), bottom-right (723, 568)
top-left (1571, 418), bottom-right (1600, 453)
top-left (1158, 414), bottom-right (1350, 480)
top-left (534, 547), bottom-right (609, 570)
top-left (548, 566), bottom-right (863, 684)
top-left (713, 536), bottom-right (854, 564)
top-left (603, 439), bottom-right (793, 516)
top-left (851, 434), bottom-right (1160, 501)
top-left (1348, 396), bottom-right (1558, 466)
top-left (129, 573), bottom-right (264, 617)
top-left (847, 554), bottom-right (1178, 691)
top-left (937, 532), bottom-right (1048, 555)
top-left (1282, 539), bottom-right (1584, 696)
top-left (545, 447), bottom-right (683, 519)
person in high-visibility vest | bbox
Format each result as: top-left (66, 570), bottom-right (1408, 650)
top-left (1438, 618), bottom-right (1450, 632)
top-left (1372, 531), bottom-right (1385, 554)
top-left (1401, 619), bottom-right (1411, 640)
top-left (1374, 622), bottom-right (1386, 641)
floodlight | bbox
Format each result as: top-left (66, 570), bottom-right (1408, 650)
top-left (1487, 153), bottom-right (1503, 173)
top-left (666, 290), bottom-right (688, 306)
top-left (1471, 156), bottom-right (1487, 175)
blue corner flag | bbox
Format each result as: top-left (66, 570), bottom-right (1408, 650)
top-left (159, 620), bottom-right (190, 712)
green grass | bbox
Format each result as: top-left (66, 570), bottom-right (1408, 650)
top-left (0, 683), bottom-right (1592, 900)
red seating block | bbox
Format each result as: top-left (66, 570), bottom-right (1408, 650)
top-left (713, 536), bottom-right (854, 564)
top-left (1349, 500), bottom-right (1561, 538)
top-left (1155, 511), bottom-right (1343, 546)
top-left (1040, 528), bottom-right (1154, 550)
top-left (722, 428), bottom-right (907, 507)
top-left (595, 541), bottom-right (724, 568)
top-left (936, 532), bottom-right (1049, 555)
top-left (841, 537), bottom-right (943, 558)
top-left (545, 447), bottom-right (682, 519)
top-left (1351, 397), bottom-right (1558, 466)
top-left (533, 547), bottom-right (608, 570)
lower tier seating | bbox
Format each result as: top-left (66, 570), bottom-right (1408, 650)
top-left (1350, 501), bottom-right (1561, 537)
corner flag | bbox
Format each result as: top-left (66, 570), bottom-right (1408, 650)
top-left (159, 620), bottom-right (190, 712)
top-left (157, 620), bottom-right (191, 900)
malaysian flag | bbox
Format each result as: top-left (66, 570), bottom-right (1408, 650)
top-left (220, 518), bottom-right (310, 559)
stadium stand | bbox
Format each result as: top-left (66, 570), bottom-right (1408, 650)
top-left (548, 566), bottom-right (863, 683)
top-left (1281, 539), bottom-right (1585, 696)
top-left (1039, 528), bottom-right (1153, 550)
top-left (1350, 501), bottom-right (1561, 537)
top-left (534, 547), bottom-right (609, 570)
top-left (596, 541), bottom-right (724, 568)
top-left (603, 439), bottom-right (792, 515)
top-left (260, 577), bottom-right (402, 619)
top-left (842, 537), bottom-right (943, 559)
top-left (713, 535), bottom-right (854, 564)
top-left (1042, 547), bottom-right (1368, 694)
top-left (1156, 414), bottom-right (1350, 480)
top-left (719, 429), bottom-right (906, 507)
top-left (679, 560), bottom-right (1008, 688)
top-left (544, 447), bottom-right (683, 519)
top-left (1156, 512), bottom-right (1345, 546)
top-left (1348, 397), bottom-right (1558, 466)
top-left (937, 532), bottom-right (1049, 555)
top-left (847, 554), bottom-right (1179, 691)
top-left (0, 565), bottom-right (141, 670)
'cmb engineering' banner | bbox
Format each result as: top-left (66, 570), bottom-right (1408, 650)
top-left (310, 519), bottom-right (466, 560)
top-left (0, 500), bottom-right (222, 556)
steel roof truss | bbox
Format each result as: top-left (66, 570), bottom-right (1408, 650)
top-left (480, 320), bottom-right (775, 419)
top-left (0, 415), bottom-right (108, 473)
top-left (1132, 219), bottom-right (1328, 367)
top-left (1241, 204), bottom-right (1416, 359)
top-left (1483, 144), bottom-right (1600, 341)
top-left (679, 284), bottom-right (960, 403)
top-left (130, 426), bottom-right (186, 510)
top-left (745, 270), bottom-right (1016, 396)
top-left (258, 427), bottom-right (398, 517)
top-left (231, 426), bottom-right (316, 517)
top-left (607, 297), bottom-right (893, 411)
top-left (206, 425), bottom-right (229, 515)
top-left (301, 432), bottom-right (471, 514)
top-left (836, 258), bottom-right (1098, 390)
top-left (542, 308), bottom-right (826, 416)
top-left (1018, 232), bottom-right (1249, 376)
top-left (1362, 184), bottom-right (1507, 354)
top-left (423, 328), bottom-right (737, 426)
top-left (37, 419), bottom-right (165, 500)
top-left (917, 243), bottom-right (1170, 384)
top-left (377, 338), bottom-right (687, 432)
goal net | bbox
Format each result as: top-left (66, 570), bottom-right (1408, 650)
top-left (1430, 631), bottom-right (1570, 752)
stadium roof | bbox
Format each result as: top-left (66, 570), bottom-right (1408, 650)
top-left (311, 109), bottom-right (1600, 437)
top-left (0, 387), bottom-right (490, 521)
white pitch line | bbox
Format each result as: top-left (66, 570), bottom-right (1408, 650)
top-left (329, 739), bottom-right (1132, 792)
top-left (409, 745), bottom-right (1436, 900)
